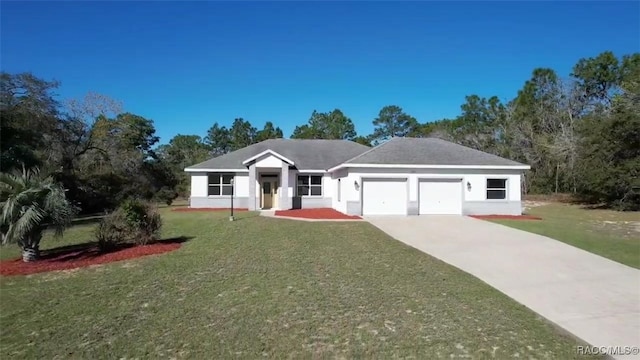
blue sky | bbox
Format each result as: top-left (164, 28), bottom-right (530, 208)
top-left (2, 1), bottom-right (639, 144)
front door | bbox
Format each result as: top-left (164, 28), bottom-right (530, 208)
top-left (261, 179), bottom-right (279, 209)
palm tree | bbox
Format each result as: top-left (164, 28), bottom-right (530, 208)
top-left (0, 166), bottom-right (76, 262)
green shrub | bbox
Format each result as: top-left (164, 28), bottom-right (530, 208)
top-left (95, 199), bottom-right (162, 250)
top-left (154, 187), bottom-right (178, 206)
top-left (95, 211), bottom-right (128, 251)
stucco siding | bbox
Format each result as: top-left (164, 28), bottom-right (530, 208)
top-left (340, 167), bottom-right (524, 215)
top-left (294, 197), bottom-right (332, 208)
top-left (463, 201), bottom-right (522, 215)
top-left (190, 173), bottom-right (209, 197)
top-left (190, 196), bottom-right (249, 208)
top-left (190, 172), bottom-right (249, 207)
top-left (255, 154), bottom-right (284, 168)
top-left (346, 201), bottom-right (360, 215)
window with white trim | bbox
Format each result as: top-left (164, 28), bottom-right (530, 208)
top-left (208, 174), bottom-right (234, 196)
top-left (297, 175), bottom-right (322, 196)
top-left (486, 178), bottom-right (507, 200)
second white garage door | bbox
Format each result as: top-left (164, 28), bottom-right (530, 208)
top-left (362, 178), bottom-right (407, 215)
top-left (419, 179), bottom-right (463, 215)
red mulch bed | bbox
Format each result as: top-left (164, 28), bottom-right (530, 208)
top-left (172, 207), bottom-right (248, 212)
top-left (470, 215), bottom-right (543, 220)
top-left (0, 240), bottom-right (184, 276)
top-left (274, 208), bottom-right (361, 220)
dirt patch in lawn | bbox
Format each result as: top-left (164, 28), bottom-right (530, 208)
top-left (470, 215), bottom-right (543, 220)
top-left (172, 207), bottom-right (248, 212)
top-left (593, 220), bottom-right (640, 238)
top-left (0, 237), bottom-right (189, 276)
top-left (274, 208), bottom-right (361, 220)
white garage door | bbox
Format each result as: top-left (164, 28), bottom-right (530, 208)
top-left (419, 179), bottom-right (463, 215)
top-left (362, 179), bottom-right (407, 215)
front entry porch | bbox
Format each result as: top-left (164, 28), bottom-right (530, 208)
top-left (259, 174), bottom-right (279, 210)
top-left (248, 160), bottom-right (292, 211)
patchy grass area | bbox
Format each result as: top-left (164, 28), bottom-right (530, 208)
top-left (1, 210), bottom-right (590, 358)
top-left (494, 203), bottom-right (640, 269)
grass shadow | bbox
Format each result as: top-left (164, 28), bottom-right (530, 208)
top-left (230, 212), bottom-right (261, 221)
top-left (38, 236), bottom-right (194, 263)
top-left (69, 214), bottom-right (107, 227)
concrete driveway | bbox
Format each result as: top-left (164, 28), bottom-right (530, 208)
top-left (366, 215), bottom-right (640, 359)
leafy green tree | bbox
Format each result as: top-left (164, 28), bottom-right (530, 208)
top-left (291, 124), bottom-right (317, 139)
top-left (229, 118), bottom-right (257, 150)
top-left (571, 51), bottom-right (621, 107)
top-left (444, 95), bottom-right (506, 152)
top-left (0, 167), bottom-right (77, 262)
top-left (156, 135), bottom-right (210, 196)
top-left (291, 109), bottom-right (357, 140)
top-left (255, 121), bottom-right (283, 142)
top-left (371, 105), bottom-right (418, 144)
top-left (352, 135), bottom-right (372, 147)
top-left (204, 123), bottom-right (231, 156)
top-left (0, 72), bottom-right (61, 172)
top-left (574, 53), bottom-right (640, 210)
top-left (575, 110), bottom-right (639, 210)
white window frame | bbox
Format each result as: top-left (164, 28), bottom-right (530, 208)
top-left (486, 178), bottom-right (507, 200)
top-left (297, 174), bottom-right (323, 197)
top-left (208, 173), bottom-right (234, 197)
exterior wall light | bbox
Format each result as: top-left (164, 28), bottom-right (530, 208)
top-left (466, 181), bottom-right (472, 191)
top-left (354, 180), bottom-right (360, 191)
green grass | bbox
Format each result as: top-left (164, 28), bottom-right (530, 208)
top-left (0, 210), bottom-right (592, 358)
top-left (492, 203), bottom-right (640, 269)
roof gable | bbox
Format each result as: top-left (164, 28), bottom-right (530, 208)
top-left (242, 149), bottom-right (295, 166)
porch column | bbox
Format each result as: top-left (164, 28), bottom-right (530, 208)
top-left (248, 164), bottom-right (257, 210)
top-left (280, 163), bottom-right (290, 210)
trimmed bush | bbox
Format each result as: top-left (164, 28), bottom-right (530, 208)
top-left (95, 199), bottom-right (162, 251)
top-left (95, 211), bottom-right (128, 251)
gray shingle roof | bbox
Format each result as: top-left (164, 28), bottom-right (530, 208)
top-left (342, 137), bottom-right (527, 167)
top-left (185, 139), bottom-right (371, 171)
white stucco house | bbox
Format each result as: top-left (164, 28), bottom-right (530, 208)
top-left (184, 137), bottom-right (531, 216)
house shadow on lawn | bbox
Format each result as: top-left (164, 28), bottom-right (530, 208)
top-left (40, 236), bottom-right (194, 263)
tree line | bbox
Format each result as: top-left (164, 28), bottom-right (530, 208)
top-left (2, 50), bottom-right (638, 212)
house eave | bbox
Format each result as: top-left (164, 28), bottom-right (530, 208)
top-left (327, 163), bottom-right (531, 172)
top-left (184, 168), bottom-right (249, 173)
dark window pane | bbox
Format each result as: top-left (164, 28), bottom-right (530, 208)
top-left (222, 174), bottom-right (234, 184)
top-left (222, 185), bottom-right (233, 195)
top-left (209, 175), bottom-right (221, 184)
top-left (310, 176), bottom-right (322, 185)
top-left (263, 182), bottom-right (271, 194)
top-left (297, 176), bottom-right (309, 185)
top-left (310, 186), bottom-right (322, 196)
top-left (297, 185), bottom-right (308, 196)
top-left (209, 185), bottom-right (221, 196)
top-left (487, 190), bottom-right (506, 199)
top-left (486, 179), bottom-right (506, 189)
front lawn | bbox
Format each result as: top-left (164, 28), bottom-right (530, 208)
top-left (492, 203), bottom-right (640, 269)
top-left (0, 210), bottom-right (588, 358)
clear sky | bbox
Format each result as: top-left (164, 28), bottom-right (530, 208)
top-left (2, 1), bottom-right (639, 144)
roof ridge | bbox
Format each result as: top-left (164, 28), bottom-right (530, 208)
top-left (341, 136), bottom-right (398, 164)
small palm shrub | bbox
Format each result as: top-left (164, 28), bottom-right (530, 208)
top-left (0, 167), bottom-right (77, 262)
top-left (95, 199), bottom-right (162, 251)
